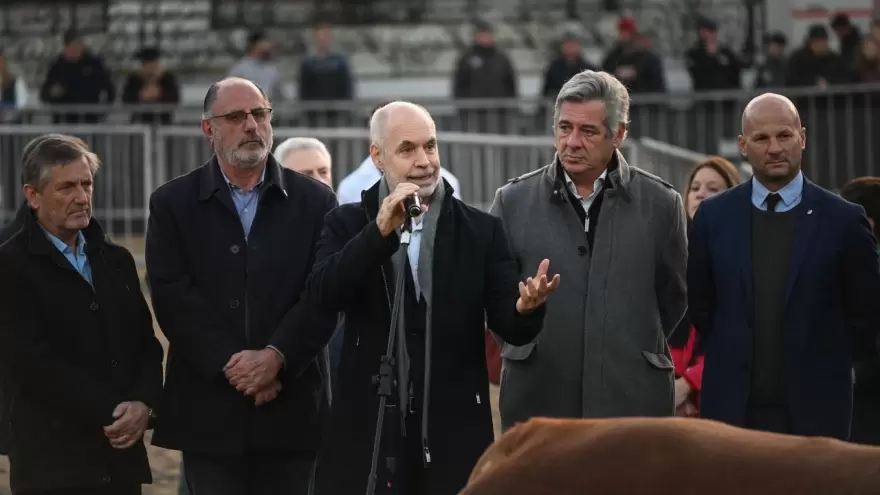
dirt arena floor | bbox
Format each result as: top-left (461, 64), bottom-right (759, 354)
top-left (0, 288), bottom-right (503, 494)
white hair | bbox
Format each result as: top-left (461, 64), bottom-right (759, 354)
top-left (554, 70), bottom-right (630, 140)
top-left (273, 137), bottom-right (331, 163)
top-left (369, 101), bottom-right (432, 155)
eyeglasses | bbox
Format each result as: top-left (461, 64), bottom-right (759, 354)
top-left (208, 108), bottom-right (273, 125)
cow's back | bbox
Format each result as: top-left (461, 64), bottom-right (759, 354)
top-left (460, 417), bottom-right (880, 495)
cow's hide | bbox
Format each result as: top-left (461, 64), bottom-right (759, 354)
top-left (459, 417), bottom-right (880, 495)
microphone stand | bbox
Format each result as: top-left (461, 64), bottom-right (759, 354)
top-left (366, 217), bottom-right (413, 495)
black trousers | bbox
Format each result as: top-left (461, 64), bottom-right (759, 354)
top-left (182, 451), bottom-right (315, 495)
top-left (18, 485), bottom-right (140, 495)
top-left (745, 405), bottom-right (792, 435)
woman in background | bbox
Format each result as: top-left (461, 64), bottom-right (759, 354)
top-left (671, 156), bottom-right (741, 417)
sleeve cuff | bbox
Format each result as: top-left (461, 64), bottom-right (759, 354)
top-left (266, 345), bottom-right (287, 368)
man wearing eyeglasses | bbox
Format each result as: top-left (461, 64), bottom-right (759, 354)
top-left (145, 77), bottom-right (338, 494)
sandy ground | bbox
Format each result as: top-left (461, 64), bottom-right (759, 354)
top-left (0, 238), bottom-right (502, 493)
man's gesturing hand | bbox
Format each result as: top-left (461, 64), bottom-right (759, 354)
top-left (376, 182), bottom-right (424, 237)
top-left (515, 259), bottom-right (560, 314)
top-left (224, 349), bottom-right (283, 395)
top-left (104, 401), bottom-right (149, 450)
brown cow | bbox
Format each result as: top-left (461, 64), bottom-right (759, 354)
top-left (459, 417), bottom-right (880, 495)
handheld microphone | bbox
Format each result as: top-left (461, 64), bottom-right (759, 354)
top-left (404, 194), bottom-right (422, 218)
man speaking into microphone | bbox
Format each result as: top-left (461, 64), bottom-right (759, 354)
top-left (308, 101), bottom-right (559, 495)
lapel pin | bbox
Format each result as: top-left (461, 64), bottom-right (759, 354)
top-left (807, 210), bottom-right (813, 215)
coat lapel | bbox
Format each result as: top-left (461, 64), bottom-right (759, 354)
top-left (783, 181), bottom-right (819, 305)
top-left (732, 182), bottom-right (755, 310)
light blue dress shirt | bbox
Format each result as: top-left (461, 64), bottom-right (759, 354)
top-left (42, 227), bottom-right (93, 288)
top-left (220, 167), bottom-right (266, 240)
top-left (751, 171), bottom-right (804, 212)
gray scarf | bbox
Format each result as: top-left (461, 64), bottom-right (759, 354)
top-left (378, 177), bottom-right (445, 433)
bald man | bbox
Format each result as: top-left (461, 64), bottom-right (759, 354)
top-left (146, 77), bottom-right (338, 494)
top-left (307, 101), bottom-right (557, 495)
top-left (688, 93), bottom-right (880, 440)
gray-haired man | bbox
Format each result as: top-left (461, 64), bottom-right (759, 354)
top-left (490, 70), bottom-right (688, 430)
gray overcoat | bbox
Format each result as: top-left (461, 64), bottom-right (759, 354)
top-left (490, 151), bottom-right (688, 430)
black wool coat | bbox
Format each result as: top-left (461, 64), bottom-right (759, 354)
top-left (309, 179), bottom-right (546, 495)
top-left (145, 155), bottom-right (338, 455)
top-left (0, 211), bottom-right (164, 492)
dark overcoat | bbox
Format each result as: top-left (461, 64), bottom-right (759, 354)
top-left (145, 155), bottom-right (338, 455)
top-left (0, 211), bottom-right (164, 492)
top-left (309, 179), bottom-right (546, 495)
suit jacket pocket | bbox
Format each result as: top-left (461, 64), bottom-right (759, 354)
top-left (501, 341), bottom-right (537, 361)
top-left (641, 350), bottom-right (674, 370)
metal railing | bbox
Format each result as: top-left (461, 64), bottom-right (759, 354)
top-left (0, 125), bottom-right (567, 240)
top-left (5, 81), bottom-right (880, 189)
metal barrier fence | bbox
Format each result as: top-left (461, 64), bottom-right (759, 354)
top-left (0, 126), bottom-right (573, 240)
top-left (633, 136), bottom-right (753, 192)
top-left (6, 82), bottom-right (880, 189)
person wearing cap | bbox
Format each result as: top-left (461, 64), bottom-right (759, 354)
top-left (830, 12), bottom-right (863, 67)
top-left (684, 16), bottom-right (742, 91)
top-left (541, 32), bottom-right (596, 101)
top-left (122, 47), bottom-right (181, 125)
top-left (755, 32), bottom-right (788, 89)
top-left (786, 24), bottom-right (849, 87)
top-left (601, 16), bottom-right (665, 93)
top-left (452, 19), bottom-right (518, 133)
top-left (39, 30), bottom-right (116, 124)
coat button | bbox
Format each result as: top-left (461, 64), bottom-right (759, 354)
top-left (101, 475), bottom-right (111, 483)
top-left (90, 302), bottom-right (99, 311)
top-left (230, 244), bottom-right (240, 254)
top-left (229, 299), bottom-right (240, 309)
top-left (577, 246), bottom-right (587, 256)
top-left (110, 359), bottom-right (118, 367)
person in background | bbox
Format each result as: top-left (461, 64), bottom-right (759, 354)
top-left (0, 49), bottom-right (28, 110)
top-left (602, 17), bottom-right (665, 93)
top-left (299, 20), bottom-right (355, 127)
top-left (122, 47), bottom-right (181, 125)
top-left (40, 30), bottom-right (115, 123)
top-left (871, 19), bottom-right (880, 46)
top-left (670, 156), bottom-right (741, 418)
top-left (685, 16), bottom-right (742, 91)
top-left (838, 176), bottom-right (880, 445)
top-left (273, 136), bottom-right (342, 399)
top-left (336, 104), bottom-right (462, 205)
top-left (0, 134), bottom-right (164, 495)
top-left (688, 93), bottom-right (880, 439)
top-left (786, 25), bottom-right (848, 87)
top-left (275, 137), bottom-right (334, 186)
top-left (855, 38), bottom-right (880, 82)
top-left (452, 19), bottom-right (518, 133)
top-left (541, 32), bottom-right (595, 101)
top-left (754, 32), bottom-right (788, 89)
top-left (830, 12), bottom-right (862, 68)
top-left (228, 31), bottom-right (284, 102)
top-left (146, 78), bottom-right (338, 494)
top-left (634, 29), bottom-right (667, 93)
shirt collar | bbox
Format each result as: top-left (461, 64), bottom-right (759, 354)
top-left (40, 225), bottom-right (86, 255)
top-left (220, 166), bottom-right (266, 192)
top-left (563, 169), bottom-right (607, 200)
top-left (751, 170), bottom-right (804, 209)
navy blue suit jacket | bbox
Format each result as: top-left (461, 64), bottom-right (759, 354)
top-left (688, 179), bottom-right (880, 439)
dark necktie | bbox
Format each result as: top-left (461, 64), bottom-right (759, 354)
top-left (766, 193), bottom-right (782, 212)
